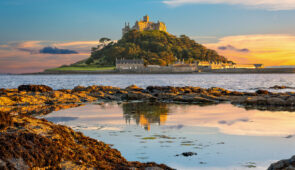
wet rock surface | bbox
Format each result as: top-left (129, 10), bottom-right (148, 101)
top-left (18, 84), bottom-right (53, 92)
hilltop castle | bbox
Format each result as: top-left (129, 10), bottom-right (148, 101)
top-left (122, 15), bottom-right (167, 36)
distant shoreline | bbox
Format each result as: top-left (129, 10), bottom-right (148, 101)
top-left (19, 67), bottom-right (295, 75)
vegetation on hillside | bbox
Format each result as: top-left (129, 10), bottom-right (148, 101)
top-left (83, 30), bottom-right (233, 66)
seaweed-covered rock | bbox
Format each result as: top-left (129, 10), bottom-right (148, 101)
top-left (256, 89), bottom-right (269, 95)
top-left (125, 84), bottom-right (144, 91)
top-left (18, 85), bottom-right (53, 92)
top-left (0, 114), bottom-right (173, 170)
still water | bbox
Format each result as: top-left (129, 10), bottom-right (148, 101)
top-left (1, 74), bottom-right (295, 92)
top-left (42, 102), bottom-right (295, 170)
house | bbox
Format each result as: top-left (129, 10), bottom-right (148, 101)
top-left (116, 59), bottom-right (144, 71)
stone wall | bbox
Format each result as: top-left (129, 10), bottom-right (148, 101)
top-left (203, 68), bottom-right (295, 73)
top-left (117, 66), bottom-right (196, 73)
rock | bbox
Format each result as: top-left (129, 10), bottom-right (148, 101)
top-left (267, 97), bottom-right (286, 106)
top-left (175, 152), bottom-right (197, 157)
top-left (122, 91), bottom-right (156, 101)
top-left (269, 85), bottom-right (295, 89)
top-left (200, 94), bottom-right (229, 102)
top-left (207, 87), bottom-right (226, 96)
top-left (125, 85), bottom-right (143, 91)
top-left (256, 89), bottom-right (269, 95)
top-left (0, 89), bottom-right (7, 95)
top-left (0, 113), bottom-right (173, 170)
top-left (245, 96), bottom-right (267, 105)
top-left (173, 95), bottom-right (216, 103)
top-left (286, 96), bottom-right (295, 106)
top-left (72, 86), bottom-right (87, 92)
top-left (229, 91), bottom-right (245, 96)
top-left (0, 97), bottom-right (15, 106)
top-left (268, 155), bottom-right (295, 170)
top-left (156, 93), bottom-right (178, 100)
top-left (146, 86), bottom-right (178, 94)
top-left (18, 85), bottom-right (53, 93)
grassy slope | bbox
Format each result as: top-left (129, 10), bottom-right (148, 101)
top-left (46, 66), bottom-right (115, 71)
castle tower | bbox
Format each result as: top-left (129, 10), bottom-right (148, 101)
top-left (143, 15), bottom-right (149, 22)
top-left (122, 15), bottom-right (166, 36)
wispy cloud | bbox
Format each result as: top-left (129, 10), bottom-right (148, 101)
top-left (218, 45), bottom-right (250, 53)
top-left (163, 0), bottom-right (295, 10)
top-left (205, 34), bottom-right (295, 66)
top-left (39, 47), bottom-right (78, 54)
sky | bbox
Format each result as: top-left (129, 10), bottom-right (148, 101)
top-left (1, 0), bottom-right (295, 73)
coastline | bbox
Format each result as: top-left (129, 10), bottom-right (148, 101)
top-left (19, 67), bottom-right (295, 75)
top-left (1, 84), bottom-right (295, 169)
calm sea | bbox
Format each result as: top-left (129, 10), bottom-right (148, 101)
top-left (1, 73), bottom-right (295, 91)
top-left (42, 102), bottom-right (295, 170)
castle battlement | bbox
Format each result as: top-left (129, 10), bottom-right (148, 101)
top-left (122, 15), bottom-right (167, 36)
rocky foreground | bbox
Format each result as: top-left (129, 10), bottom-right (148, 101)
top-left (1, 84), bottom-right (295, 111)
top-left (1, 84), bottom-right (295, 169)
top-left (0, 110), bottom-right (172, 169)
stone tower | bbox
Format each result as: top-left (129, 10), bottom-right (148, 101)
top-left (143, 15), bottom-right (149, 22)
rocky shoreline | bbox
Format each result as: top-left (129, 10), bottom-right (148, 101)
top-left (1, 84), bottom-right (295, 169)
top-left (1, 84), bottom-right (295, 110)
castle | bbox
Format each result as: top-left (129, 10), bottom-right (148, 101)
top-left (122, 15), bottom-right (167, 35)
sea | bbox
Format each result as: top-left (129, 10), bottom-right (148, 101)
top-left (1, 73), bottom-right (295, 92)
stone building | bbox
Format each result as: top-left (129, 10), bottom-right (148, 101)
top-left (116, 59), bottom-right (144, 71)
top-left (122, 15), bottom-right (167, 36)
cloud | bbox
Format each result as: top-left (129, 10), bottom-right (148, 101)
top-left (218, 118), bottom-right (249, 126)
top-left (163, 0), bottom-right (295, 10)
top-left (39, 47), bottom-right (78, 54)
top-left (205, 34), bottom-right (295, 66)
top-left (218, 45), bottom-right (250, 53)
top-left (0, 41), bottom-right (101, 73)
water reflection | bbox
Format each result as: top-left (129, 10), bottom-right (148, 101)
top-left (122, 102), bottom-right (169, 131)
top-left (0, 104), bottom-right (82, 116)
top-left (40, 102), bottom-right (295, 169)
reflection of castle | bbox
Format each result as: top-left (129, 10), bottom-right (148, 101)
top-left (122, 15), bottom-right (167, 36)
top-left (122, 102), bottom-right (168, 131)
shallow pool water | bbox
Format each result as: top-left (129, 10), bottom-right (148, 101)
top-left (42, 102), bottom-right (295, 170)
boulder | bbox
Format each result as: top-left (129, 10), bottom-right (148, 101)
top-left (245, 96), bottom-right (267, 105)
top-left (268, 155), bottom-right (295, 170)
top-left (125, 85), bottom-right (144, 91)
top-left (0, 89), bottom-right (7, 95)
top-left (146, 86), bottom-right (178, 94)
top-left (256, 89), bottom-right (269, 95)
top-left (18, 85), bottom-right (53, 93)
top-left (267, 97), bottom-right (286, 106)
top-left (286, 96), bottom-right (295, 106)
